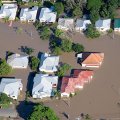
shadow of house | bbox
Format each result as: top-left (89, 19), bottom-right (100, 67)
top-left (37, 51), bottom-right (43, 59)
top-left (6, 51), bottom-right (14, 60)
top-left (36, 7), bottom-right (42, 21)
top-left (57, 77), bottom-right (62, 91)
top-left (26, 72), bottom-right (36, 96)
top-left (49, 35), bottom-right (62, 51)
top-left (77, 52), bottom-right (96, 65)
top-left (16, 101), bottom-right (36, 120)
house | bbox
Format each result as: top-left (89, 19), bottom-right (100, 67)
top-left (57, 18), bottom-right (74, 31)
top-left (39, 53), bottom-right (59, 73)
top-left (7, 53), bottom-right (28, 69)
top-left (0, 4), bottom-right (18, 20)
top-left (77, 52), bottom-right (104, 68)
top-left (95, 19), bottom-right (111, 31)
top-left (39, 7), bottom-right (57, 23)
top-left (0, 108), bottom-right (17, 118)
top-left (32, 74), bottom-right (58, 99)
top-left (22, 0), bottom-right (29, 2)
top-left (0, 78), bottom-right (23, 99)
top-left (20, 6), bottom-right (38, 22)
top-left (75, 19), bottom-right (91, 32)
top-left (114, 18), bottom-right (120, 32)
top-left (61, 70), bottom-right (94, 97)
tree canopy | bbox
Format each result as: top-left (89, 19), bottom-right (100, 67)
top-left (40, 26), bottom-right (51, 40)
top-left (72, 43), bottom-right (85, 53)
top-left (61, 39), bottom-right (72, 52)
top-left (29, 56), bottom-right (40, 71)
top-left (28, 104), bottom-right (59, 120)
top-left (87, 0), bottom-right (103, 10)
top-left (0, 93), bottom-right (12, 106)
top-left (56, 63), bottom-right (71, 77)
top-left (54, 2), bottom-right (64, 16)
top-left (0, 59), bottom-right (12, 75)
top-left (85, 24), bottom-right (100, 39)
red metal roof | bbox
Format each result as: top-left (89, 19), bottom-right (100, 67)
top-left (61, 70), bottom-right (94, 94)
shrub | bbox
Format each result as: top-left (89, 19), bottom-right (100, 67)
top-left (54, 90), bottom-right (61, 99)
top-left (72, 43), bottom-right (84, 53)
top-left (33, 21), bottom-right (42, 30)
top-left (107, 28), bottom-right (113, 33)
top-left (0, 59), bottom-right (12, 75)
top-left (56, 63), bottom-right (71, 77)
top-left (86, 24), bottom-right (100, 39)
top-left (60, 39), bottom-right (72, 52)
top-left (29, 56), bottom-right (40, 71)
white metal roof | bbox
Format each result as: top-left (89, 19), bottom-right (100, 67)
top-left (75, 19), bottom-right (91, 30)
top-left (95, 19), bottom-right (111, 29)
top-left (20, 6), bottom-right (38, 21)
top-left (39, 8), bottom-right (57, 23)
top-left (0, 4), bottom-right (17, 20)
top-left (39, 53), bottom-right (59, 72)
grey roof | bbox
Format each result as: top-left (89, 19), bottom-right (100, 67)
top-left (7, 54), bottom-right (28, 68)
top-left (0, 78), bottom-right (22, 99)
top-left (32, 74), bottom-right (58, 96)
top-left (0, 108), bottom-right (17, 118)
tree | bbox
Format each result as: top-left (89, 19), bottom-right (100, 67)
top-left (56, 63), bottom-right (71, 77)
top-left (24, 47), bottom-right (34, 55)
top-left (0, 93), bottom-right (12, 107)
top-left (85, 24), bottom-right (100, 39)
top-left (72, 6), bottom-right (82, 17)
top-left (54, 2), bottom-right (64, 16)
top-left (29, 56), bottom-right (40, 71)
top-left (100, 4), bottom-right (109, 18)
top-left (0, 0), bottom-right (2, 6)
top-left (87, 0), bottom-right (102, 10)
top-left (60, 39), bottom-right (72, 52)
top-left (64, 0), bottom-right (83, 17)
top-left (52, 47), bottom-right (62, 55)
top-left (72, 43), bottom-right (84, 53)
top-left (90, 8), bottom-right (99, 24)
top-left (43, 1), bottom-right (54, 8)
top-left (0, 59), bottom-right (12, 75)
top-left (28, 104), bottom-right (59, 120)
top-left (40, 26), bottom-right (51, 40)
top-left (54, 29), bottom-right (63, 38)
